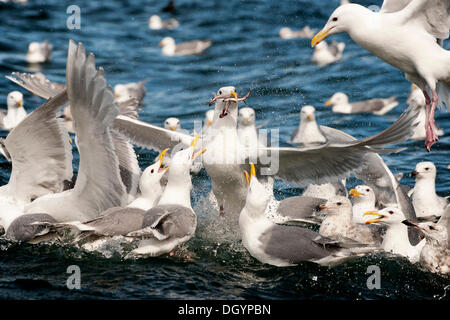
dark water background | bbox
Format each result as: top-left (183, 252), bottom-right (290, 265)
top-left (0, 0), bottom-right (449, 299)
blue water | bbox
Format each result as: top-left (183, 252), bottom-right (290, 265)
top-left (0, 0), bottom-right (449, 299)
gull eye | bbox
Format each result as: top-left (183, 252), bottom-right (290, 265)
top-left (332, 17), bottom-right (338, 22)
top-left (429, 225), bottom-right (435, 230)
top-left (388, 210), bottom-right (394, 214)
top-left (150, 169), bottom-right (154, 173)
top-left (219, 90), bottom-right (222, 95)
top-left (337, 202), bottom-right (342, 206)
top-left (165, 121), bottom-right (169, 124)
top-left (366, 189), bottom-right (370, 192)
top-left (425, 167), bottom-right (429, 171)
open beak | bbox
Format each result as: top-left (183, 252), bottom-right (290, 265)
top-left (318, 204), bottom-right (327, 211)
top-left (244, 170), bottom-right (250, 185)
top-left (349, 189), bottom-right (361, 197)
top-left (364, 211), bottom-right (385, 225)
top-left (324, 100), bottom-right (333, 107)
top-left (410, 170), bottom-right (418, 177)
top-left (230, 91), bottom-right (237, 99)
top-left (158, 148), bottom-right (169, 172)
top-left (311, 27), bottom-right (332, 47)
top-left (244, 163), bottom-right (256, 185)
top-left (402, 220), bottom-right (420, 229)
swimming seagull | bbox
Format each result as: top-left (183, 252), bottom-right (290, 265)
top-left (407, 84), bottom-right (444, 140)
top-left (112, 86), bottom-right (420, 222)
top-left (364, 207), bottom-right (426, 263)
top-left (291, 105), bottom-right (326, 145)
top-left (312, 0), bottom-right (450, 151)
top-left (311, 40), bottom-right (345, 66)
top-left (239, 164), bottom-right (379, 267)
top-left (409, 161), bottom-right (448, 218)
top-left (164, 117), bottom-right (181, 132)
top-left (319, 196), bottom-right (380, 245)
top-left (159, 37), bottom-right (212, 56)
top-left (22, 40), bottom-right (127, 222)
top-left (114, 80), bottom-right (148, 105)
top-left (402, 220), bottom-right (449, 274)
top-left (127, 138), bottom-right (205, 257)
top-left (148, 15), bottom-right (179, 30)
top-left (0, 90), bottom-right (73, 232)
top-left (0, 91), bottom-right (26, 130)
top-left (6, 72), bottom-right (142, 202)
top-left (325, 92), bottom-right (398, 115)
top-left (349, 185), bottom-right (378, 224)
top-left (279, 26), bottom-right (315, 39)
top-left (26, 41), bottom-right (52, 64)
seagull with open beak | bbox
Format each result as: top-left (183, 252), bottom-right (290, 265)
top-left (402, 220), bottom-right (449, 275)
top-left (128, 149), bottom-right (170, 210)
top-left (364, 207), bottom-right (425, 263)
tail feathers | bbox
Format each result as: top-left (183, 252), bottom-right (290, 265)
top-left (314, 247), bottom-right (381, 267)
top-left (437, 81), bottom-right (450, 111)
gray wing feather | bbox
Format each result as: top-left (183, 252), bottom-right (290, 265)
top-left (6, 72), bottom-right (65, 100)
top-left (6, 214), bottom-right (56, 242)
top-left (86, 207), bottom-right (146, 236)
top-left (142, 205), bottom-right (196, 239)
top-left (277, 196), bottom-right (326, 221)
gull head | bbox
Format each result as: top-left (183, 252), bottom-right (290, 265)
top-left (243, 163), bottom-right (269, 211)
top-left (204, 109), bottom-right (214, 127)
top-left (159, 36), bottom-right (175, 48)
top-left (402, 220), bottom-right (448, 245)
top-left (349, 185), bottom-right (376, 204)
top-left (164, 117), bottom-right (181, 131)
top-left (300, 105), bottom-right (316, 122)
top-left (238, 107), bottom-right (256, 127)
top-left (139, 149), bottom-right (169, 194)
top-left (170, 135), bottom-right (206, 173)
top-left (325, 92), bottom-right (348, 107)
top-left (364, 207), bottom-right (406, 226)
top-left (7, 91), bottom-right (23, 109)
top-left (410, 161), bottom-right (436, 181)
top-left (114, 84), bottom-right (130, 100)
top-left (312, 4), bottom-right (367, 47)
top-left (319, 196), bottom-right (352, 217)
top-left (27, 42), bottom-right (41, 54)
top-left (209, 86), bottom-right (238, 119)
top-left (149, 15), bottom-right (163, 29)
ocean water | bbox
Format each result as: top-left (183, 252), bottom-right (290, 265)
top-left (0, 0), bottom-right (449, 300)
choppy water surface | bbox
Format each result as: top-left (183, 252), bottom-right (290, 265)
top-left (0, 0), bottom-right (449, 299)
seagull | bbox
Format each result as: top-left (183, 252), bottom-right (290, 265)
top-left (319, 196), bottom-right (380, 245)
top-left (22, 40), bottom-right (127, 222)
top-left (202, 109), bottom-right (215, 137)
top-left (26, 41), bottom-right (52, 64)
top-left (127, 139), bottom-right (205, 257)
top-left (6, 72), bottom-right (142, 202)
top-left (164, 117), bottom-right (181, 132)
top-left (159, 37), bottom-right (212, 56)
top-left (127, 149), bottom-right (169, 210)
top-left (112, 86), bottom-right (420, 222)
top-left (311, 40), bottom-right (345, 66)
top-left (325, 92), bottom-right (399, 115)
top-left (114, 80), bottom-right (148, 105)
top-left (239, 164), bottom-right (379, 267)
top-left (0, 90), bottom-right (73, 232)
top-left (349, 185), bottom-right (378, 224)
top-left (364, 207), bottom-right (426, 263)
top-left (148, 15), bottom-right (179, 30)
top-left (312, 0), bottom-right (450, 151)
top-left (290, 105), bottom-right (326, 145)
top-left (0, 91), bottom-right (26, 130)
top-left (402, 220), bottom-right (449, 274)
top-left (238, 107), bottom-right (267, 160)
top-left (407, 84), bottom-right (444, 140)
top-left (279, 26), bottom-right (315, 39)
top-left (409, 161), bottom-right (448, 218)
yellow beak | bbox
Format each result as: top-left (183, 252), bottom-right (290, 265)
top-left (244, 170), bottom-right (250, 185)
top-left (193, 148), bottom-right (206, 160)
top-left (16, 100), bottom-right (23, 107)
top-left (230, 91), bottom-right (237, 99)
top-left (349, 189), bottom-right (361, 197)
top-left (191, 134), bottom-right (201, 149)
top-left (158, 41), bottom-right (163, 46)
top-left (311, 28), bottom-right (331, 47)
top-left (243, 118), bottom-right (249, 124)
top-left (250, 162), bottom-right (256, 178)
top-left (207, 120), bottom-right (212, 126)
top-left (114, 93), bottom-right (120, 98)
top-left (325, 100), bottom-right (333, 107)
top-left (306, 115), bottom-right (312, 120)
top-left (170, 126), bottom-right (176, 131)
top-left (363, 211), bottom-right (385, 225)
top-left (411, 84), bottom-right (418, 90)
top-left (158, 148), bottom-right (169, 164)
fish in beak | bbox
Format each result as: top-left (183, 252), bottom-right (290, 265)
top-left (364, 211), bottom-right (385, 225)
top-left (349, 189), bottom-right (361, 197)
top-left (311, 27), bottom-right (332, 47)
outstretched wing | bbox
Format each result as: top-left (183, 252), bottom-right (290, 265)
top-left (5, 90), bottom-right (73, 204)
top-left (380, 0), bottom-right (413, 13)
